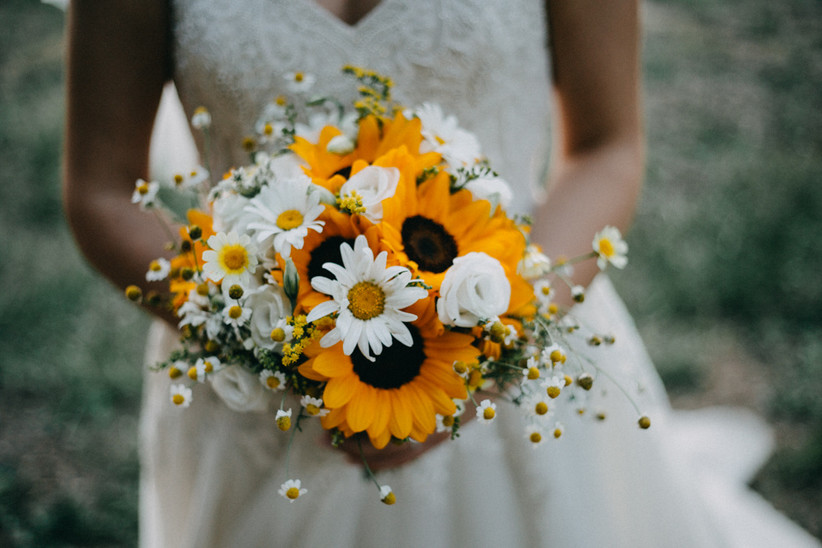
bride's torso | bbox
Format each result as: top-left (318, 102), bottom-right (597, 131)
top-left (171, 0), bottom-right (552, 214)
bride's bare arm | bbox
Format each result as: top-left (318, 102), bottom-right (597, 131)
top-left (535, 0), bottom-right (644, 302)
top-left (64, 1), bottom-right (175, 321)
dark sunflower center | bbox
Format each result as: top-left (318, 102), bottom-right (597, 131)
top-left (332, 166), bottom-right (352, 180)
top-left (351, 325), bottom-right (425, 389)
top-left (307, 236), bottom-right (355, 281)
top-left (400, 215), bottom-right (458, 273)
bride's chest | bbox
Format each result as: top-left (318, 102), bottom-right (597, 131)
top-left (172, 0), bottom-right (547, 107)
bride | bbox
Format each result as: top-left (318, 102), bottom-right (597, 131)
top-left (63, 1), bottom-right (820, 546)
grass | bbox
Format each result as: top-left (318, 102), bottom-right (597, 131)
top-left (1, 0), bottom-right (821, 543)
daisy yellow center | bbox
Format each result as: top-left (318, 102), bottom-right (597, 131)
top-left (277, 416), bottom-right (291, 431)
top-left (149, 260), bottom-right (162, 271)
top-left (172, 394), bottom-right (185, 405)
top-left (219, 244), bottom-right (249, 273)
top-left (541, 286), bottom-right (552, 296)
top-left (294, 72), bottom-right (304, 82)
top-left (347, 281), bottom-right (385, 320)
top-left (286, 487), bottom-right (300, 499)
top-left (547, 386), bottom-right (561, 399)
top-left (266, 376), bottom-right (281, 389)
top-left (527, 367), bottom-right (540, 380)
top-left (276, 209), bottom-right (304, 230)
top-left (270, 327), bottom-right (286, 342)
top-left (137, 183), bottom-right (149, 195)
top-left (530, 432), bottom-right (542, 443)
top-left (442, 415), bottom-right (455, 427)
top-left (203, 360), bottom-right (214, 373)
top-left (554, 428), bottom-right (563, 439)
top-left (168, 367), bottom-right (182, 379)
top-left (599, 238), bottom-right (615, 257)
top-left (228, 305), bottom-right (243, 319)
top-left (276, 95), bottom-right (287, 106)
top-left (483, 407), bottom-right (496, 420)
top-left (382, 492), bottom-right (396, 505)
top-left (188, 367), bottom-right (198, 380)
top-left (306, 404), bottom-right (321, 416)
top-left (535, 402), bottom-right (549, 415)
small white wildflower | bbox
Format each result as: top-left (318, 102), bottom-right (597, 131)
top-left (170, 384), bottom-right (192, 408)
top-left (131, 178), bottom-right (160, 209)
top-left (300, 395), bottom-right (329, 417)
top-left (259, 370), bottom-right (287, 391)
top-left (279, 479), bottom-right (307, 502)
top-left (145, 257), bottom-right (171, 282)
top-left (476, 399), bottom-right (497, 423)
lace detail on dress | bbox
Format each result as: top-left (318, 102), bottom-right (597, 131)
top-left (172, 0), bottom-right (552, 214)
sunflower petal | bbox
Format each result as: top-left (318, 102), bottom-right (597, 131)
top-left (346, 383), bottom-right (376, 432)
top-left (324, 373), bottom-right (360, 407)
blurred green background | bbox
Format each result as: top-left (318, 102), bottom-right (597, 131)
top-left (1, 0), bottom-right (820, 545)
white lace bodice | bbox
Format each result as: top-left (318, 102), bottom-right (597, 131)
top-left (172, 0), bottom-right (552, 214)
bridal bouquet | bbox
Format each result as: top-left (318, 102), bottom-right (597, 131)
top-left (129, 67), bottom-right (645, 504)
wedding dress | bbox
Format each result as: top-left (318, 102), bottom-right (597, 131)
top-left (140, 0), bottom-right (821, 546)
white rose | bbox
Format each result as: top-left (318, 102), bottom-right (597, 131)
top-left (212, 191), bottom-right (252, 233)
top-left (210, 365), bottom-right (270, 412)
top-left (464, 175), bottom-right (513, 211)
top-left (246, 285), bottom-right (292, 351)
top-left (437, 252), bottom-right (511, 328)
top-left (339, 166), bottom-right (399, 223)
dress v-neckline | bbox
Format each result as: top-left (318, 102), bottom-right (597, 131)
top-left (306, 0), bottom-right (390, 32)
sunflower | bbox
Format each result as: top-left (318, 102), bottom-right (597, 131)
top-left (290, 113), bottom-right (440, 191)
top-left (299, 299), bottom-right (475, 449)
top-left (376, 156), bottom-right (528, 295)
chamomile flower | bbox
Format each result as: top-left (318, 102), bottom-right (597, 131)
top-left (435, 413), bottom-right (456, 433)
top-left (146, 257), bottom-right (171, 282)
top-left (191, 106), bottom-right (211, 130)
top-left (476, 399), bottom-right (497, 423)
top-left (300, 395), bottom-right (329, 417)
top-left (533, 279), bottom-right (554, 309)
top-left (170, 384), bottom-right (192, 408)
top-left (131, 178), bottom-right (160, 209)
top-left (380, 485), bottom-right (396, 505)
top-left (306, 235), bottom-right (428, 361)
top-left (259, 370), bottom-right (287, 391)
top-left (525, 425), bottom-right (545, 447)
top-left (201, 231), bottom-right (259, 285)
top-left (552, 422), bottom-right (565, 439)
top-left (545, 376), bottom-right (565, 399)
top-left (188, 356), bottom-right (220, 383)
top-left (593, 226), bottom-right (628, 270)
top-left (275, 408), bottom-right (292, 431)
top-left (284, 71), bottom-right (316, 94)
top-left (222, 301), bottom-right (251, 327)
top-left (522, 356), bottom-right (541, 381)
top-left (542, 343), bottom-right (567, 366)
top-left (279, 479), bottom-right (307, 502)
top-left (244, 177), bottom-right (325, 258)
top-left (518, 245), bottom-right (552, 279)
top-left (173, 166), bottom-right (209, 189)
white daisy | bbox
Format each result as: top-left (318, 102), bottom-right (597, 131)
top-left (299, 395), bottom-right (329, 418)
top-left (593, 226), bottom-right (628, 270)
top-left (435, 413), bottom-right (456, 433)
top-left (306, 235), bottom-right (428, 361)
top-left (412, 102), bottom-right (482, 168)
top-left (145, 257), bottom-right (171, 282)
top-left (476, 399), bottom-right (497, 423)
top-left (552, 422), bottom-right (565, 439)
top-left (260, 370), bottom-right (287, 391)
top-left (131, 178), bottom-right (160, 209)
top-left (533, 279), bottom-right (554, 309)
top-left (201, 231), bottom-right (259, 285)
top-left (173, 165), bottom-right (209, 190)
top-left (245, 177), bottom-right (325, 258)
top-left (170, 384), bottom-right (192, 408)
top-left (279, 479), bottom-right (307, 502)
